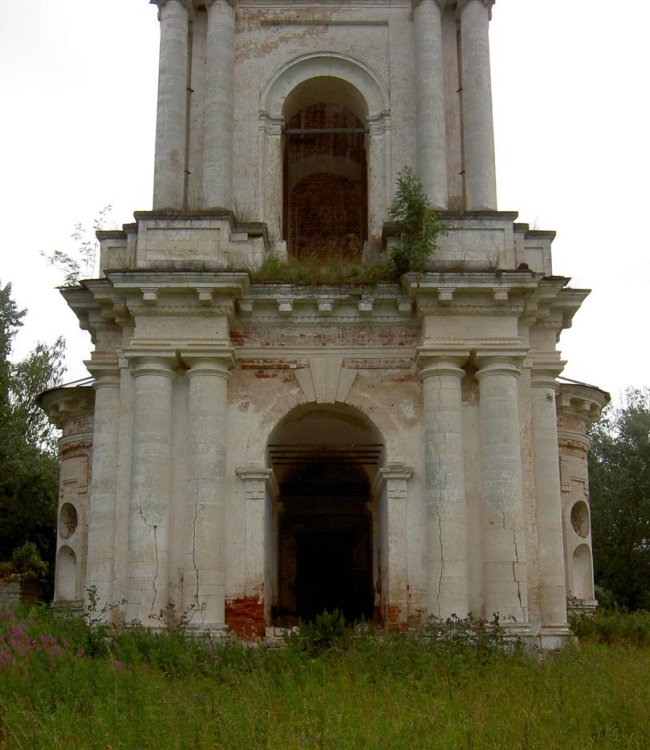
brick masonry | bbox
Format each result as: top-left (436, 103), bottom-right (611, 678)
top-left (225, 597), bottom-right (266, 639)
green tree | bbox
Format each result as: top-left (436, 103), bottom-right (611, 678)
top-left (0, 281), bottom-right (64, 572)
top-left (387, 167), bottom-right (443, 276)
top-left (589, 388), bottom-right (650, 610)
top-left (41, 204), bottom-right (113, 285)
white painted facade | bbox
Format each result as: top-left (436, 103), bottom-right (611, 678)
top-left (40, 0), bottom-right (607, 645)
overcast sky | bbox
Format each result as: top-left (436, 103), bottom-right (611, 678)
top-left (1, 0), bottom-right (648, 404)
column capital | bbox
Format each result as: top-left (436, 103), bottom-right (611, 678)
top-left (412, 0), bottom-right (451, 11)
top-left (417, 350), bottom-right (468, 380)
top-left (474, 353), bottom-right (524, 380)
top-left (127, 355), bottom-right (177, 380)
top-left (530, 370), bottom-right (561, 391)
top-left (204, 0), bottom-right (236, 8)
top-left (236, 466), bottom-right (279, 498)
top-left (85, 360), bottom-right (120, 386)
top-left (458, 0), bottom-right (495, 14)
top-left (91, 370), bottom-right (121, 390)
top-left (372, 463), bottom-right (414, 495)
top-left (151, 0), bottom-right (192, 10)
top-left (181, 349), bottom-right (236, 374)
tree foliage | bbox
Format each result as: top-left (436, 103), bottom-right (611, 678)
top-left (589, 388), bottom-right (650, 610)
top-left (387, 167), bottom-right (443, 276)
top-left (0, 281), bottom-right (64, 570)
top-left (41, 205), bottom-right (113, 286)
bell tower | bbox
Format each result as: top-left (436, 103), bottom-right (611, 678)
top-left (148, 0), bottom-right (499, 253)
top-left (41, 0), bottom-right (609, 647)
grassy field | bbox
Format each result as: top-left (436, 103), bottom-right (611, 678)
top-left (1, 607), bottom-right (649, 749)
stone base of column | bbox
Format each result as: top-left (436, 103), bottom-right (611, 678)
top-left (533, 626), bottom-right (575, 651)
top-left (185, 623), bottom-right (229, 640)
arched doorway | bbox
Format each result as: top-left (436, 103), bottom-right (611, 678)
top-left (283, 78), bottom-right (369, 259)
top-left (267, 404), bottom-right (384, 624)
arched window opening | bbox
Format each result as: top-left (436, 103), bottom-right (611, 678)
top-left (284, 99), bottom-right (368, 259)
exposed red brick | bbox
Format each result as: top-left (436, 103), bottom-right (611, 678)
top-left (383, 605), bottom-right (408, 632)
top-left (225, 597), bottom-right (265, 640)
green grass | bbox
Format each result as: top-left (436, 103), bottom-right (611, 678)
top-left (249, 254), bottom-right (394, 286)
top-left (1, 606), bottom-right (649, 749)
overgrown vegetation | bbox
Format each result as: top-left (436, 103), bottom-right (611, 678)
top-left (0, 282), bottom-right (63, 588)
top-left (41, 205), bottom-right (114, 286)
top-left (589, 387), bottom-right (650, 610)
top-left (1, 604), bottom-right (650, 747)
top-left (571, 608), bottom-right (650, 646)
top-left (250, 253), bottom-right (389, 286)
top-left (386, 166), bottom-right (444, 275)
top-left (252, 167), bottom-right (443, 285)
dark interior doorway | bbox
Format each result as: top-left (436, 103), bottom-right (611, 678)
top-left (276, 462), bottom-right (374, 624)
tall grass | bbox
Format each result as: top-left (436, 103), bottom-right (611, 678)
top-left (1, 605), bottom-right (649, 749)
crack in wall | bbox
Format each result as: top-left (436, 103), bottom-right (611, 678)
top-left (501, 511), bottom-right (524, 616)
top-left (435, 502), bottom-right (444, 612)
top-left (151, 524), bottom-right (159, 617)
top-left (191, 494), bottom-right (203, 621)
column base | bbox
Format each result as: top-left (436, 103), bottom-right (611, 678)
top-left (525, 626), bottom-right (575, 652)
top-left (185, 622), bottom-right (228, 640)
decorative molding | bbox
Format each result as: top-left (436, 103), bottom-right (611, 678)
top-left (294, 356), bottom-right (357, 404)
top-left (260, 52), bottom-right (390, 122)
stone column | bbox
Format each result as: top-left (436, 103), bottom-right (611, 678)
top-left (85, 368), bottom-right (120, 613)
top-left (531, 371), bottom-right (569, 634)
top-left (413, 0), bottom-right (448, 209)
top-left (420, 355), bottom-right (469, 618)
top-left (476, 355), bottom-right (528, 624)
top-left (126, 358), bottom-right (175, 625)
top-left (183, 356), bottom-right (231, 629)
top-left (460, 0), bottom-right (497, 210)
top-left (153, 0), bottom-right (189, 209)
top-left (374, 465), bottom-right (413, 628)
top-left (203, 0), bottom-right (235, 209)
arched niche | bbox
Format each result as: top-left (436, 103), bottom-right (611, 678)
top-left (259, 53), bottom-right (391, 244)
top-left (572, 544), bottom-right (594, 600)
top-left (56, 545), bottom-right (78, 602)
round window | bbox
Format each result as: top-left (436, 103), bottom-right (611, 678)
top-left (570, 501), bottom-right (590, 538)
top-left (59, 503), bottom-right (78, 539)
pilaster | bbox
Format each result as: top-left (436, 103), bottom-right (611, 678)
top-left (373, 464), bottom-right (414, 628)
top-left (235, 467), bottom-right (278, 628)
top-left (85, 367), bottom-right (121, 615)
top-left (530, 370), bottom-right (570, 637)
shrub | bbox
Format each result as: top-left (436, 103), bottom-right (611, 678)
top-left (387, 167), bottom-right (444, 276)
top-left (285, 609), bottom-right (351, 655)
top-left (571, 609), bottom-right (650, 646)
top-left (10, 541), bottom-right (48, 581)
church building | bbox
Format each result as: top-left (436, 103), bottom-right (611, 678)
top-left (41, 0), bottom-right (607, 646)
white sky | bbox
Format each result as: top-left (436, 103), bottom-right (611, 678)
top-left (1, 0), bottom-right (648, 404)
